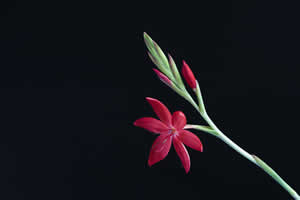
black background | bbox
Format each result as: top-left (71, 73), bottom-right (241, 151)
top-left (1, 1), bottom-right (300, 199)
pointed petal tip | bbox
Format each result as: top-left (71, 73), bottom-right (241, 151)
top-left (148, 158), bottom-right (156, 167)
top-left (145, 96), bottom-right (155, 102)
top-left (143, 32), bottom-right (149, 37)
top-left (185, 167), bottom-right (190, 173)
top-left (152, 68), bottom-right (160, 74)
top-left (145, 97), bottom-right (172, 125)
top-left (148, 160), bottom-right (153, 167)
top-left (183, 158), bottom-right (190, 173)
top-left (133, 117), bottom-right (169, 133)
top-left (148, 156), bottom-right (157, 167)
top-left (173, 137), bottom-right (191, 175)
top-left (146, 97), bottom-right (160, 104)
top-left (198, 145), bottom-right (203, 152)
top-left (133, 120), bottom-right (137, 126)
top-left (133, 119), bottom-right (142, 127)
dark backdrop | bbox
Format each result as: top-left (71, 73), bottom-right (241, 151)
top-left (1, 1), bottom-right (300, 199)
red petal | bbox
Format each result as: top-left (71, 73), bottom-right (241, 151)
top-left (134, 117), bottom-right (170, 134)
top-left (173, 136), bottom-right (190, 173)
top-left (148, 134), bottom-right (172, 166)
top-left (146, 97), bottom-right (172, 126)
top-left (182, 60), bottom-right (197, 89)
top-left (172, 111), bottom-right (187, 130)
top-left (178, 130), bottom-right (203, 152)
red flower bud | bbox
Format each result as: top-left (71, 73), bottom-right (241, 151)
top-left (181, 60), bottom-right (197, 89)
top-left (153, 68), bottom-right (172, 87)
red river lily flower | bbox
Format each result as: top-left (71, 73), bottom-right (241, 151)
top-left (134, 97), bottom-right (203, 173)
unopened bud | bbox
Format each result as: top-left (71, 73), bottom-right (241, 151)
top-left (181, 60), bottom-right (197, 89)
top-left (153, 68), bottom-right (173, 87)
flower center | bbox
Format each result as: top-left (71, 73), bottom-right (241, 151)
top-left (168, 127), bottom-right (177, 135)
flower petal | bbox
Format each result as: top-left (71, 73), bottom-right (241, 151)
top-left (134, 117), bottom-right (170, 134)
top-left (178, 130), bottom-right (203, 152)
top-left (172, 111), bottom-right (187, 130)
top-left (173, 136), bottom-right (190, 173)
top-left (146, 97), bottom-right (172, 126)
top-left (148, 134), bottom-right (172, 166)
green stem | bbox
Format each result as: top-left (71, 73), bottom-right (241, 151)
top-left (202, 113), bottom-right (257, 164)
top-left (253, 155), bottom-right (300, 200)
top-left (188, 113), bottom-right (300, 199)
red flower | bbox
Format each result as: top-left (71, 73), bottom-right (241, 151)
top-left (134, 97), bottom-right (203, 173)
top-left (182, 60), bottom-right (197, 89)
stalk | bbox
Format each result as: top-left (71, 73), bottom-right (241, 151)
top-left (187, 100), bottom-right (300, 199)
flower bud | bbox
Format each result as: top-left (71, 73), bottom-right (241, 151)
top-left (168, 54), bottom-right (184, 88)
top-left (153, 68), bottom-right (172, 87)
top-left (181, 60), bottom-right (197, 89)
